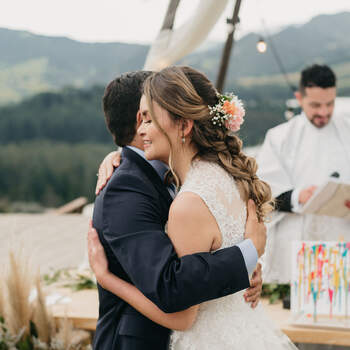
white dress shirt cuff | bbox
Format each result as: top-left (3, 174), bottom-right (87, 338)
top-left (236, 239), bottom-right (258, 276)
top-left (291, 188), bottom-right (302, 213)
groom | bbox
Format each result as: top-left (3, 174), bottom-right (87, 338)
top-left (91, 71), bottom-right (266, 350)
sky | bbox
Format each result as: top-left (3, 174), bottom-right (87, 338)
top-left (2, 0), bottom-right (350, 44)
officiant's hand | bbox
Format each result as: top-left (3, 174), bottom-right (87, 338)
top-left (298, 185), bottom-right (317, 204)
top-left (244, 200), bottom-right (266, 257)
top-left (244, 263), bottom-right (262, 308)
top-left (87, 220), bottom-right (109, 287)
top-left (95, 151), bottom-right (121, 195)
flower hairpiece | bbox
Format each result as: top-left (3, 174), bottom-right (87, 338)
top-left (208, 92), bottom-right (245, 132)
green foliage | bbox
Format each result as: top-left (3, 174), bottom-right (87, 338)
top-left (0, 83), bottom-right (286, 147)
top-left (64, 274), bottom-right (97, 292)
top-left (43, 269), bottom-right (96, 291)
top-left (0, 58), bottom-right (50, 105)
top-left (0, 141), bottom-right (115, 207)
top-left (0, 316), bottom-right (8, 350)
top-left (0, 86), bottom-right (110, 144)
top-left (17, 335), bottom-right (32, 350)
top-left (43, 270), bottom-right (64, 285)
top-left (0, 312), bottom-right (92, 350)
top-left (262, 284), bottom-right (290, 304)
top-left (0, 82), bottom-right (287, 208)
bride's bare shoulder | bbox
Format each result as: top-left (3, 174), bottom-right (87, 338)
top-left (167, 192), bottom-right (221, 254)
top-left (169, 191), bottom-right (207, 222)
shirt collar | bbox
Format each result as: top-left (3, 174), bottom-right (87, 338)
top-left (125, 146), bottom-right (169, 181)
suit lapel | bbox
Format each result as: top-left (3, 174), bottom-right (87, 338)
top-left (122, 148), bottom-right (173, 208)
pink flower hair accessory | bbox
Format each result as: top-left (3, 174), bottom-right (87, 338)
top-left (208, 92), bottom-right (245, 132)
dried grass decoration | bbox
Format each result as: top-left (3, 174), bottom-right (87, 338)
top-left (0, 248), bottom-right (91, 350)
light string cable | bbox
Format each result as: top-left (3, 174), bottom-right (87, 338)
top-left (255, 0), bottom-right (297, 93)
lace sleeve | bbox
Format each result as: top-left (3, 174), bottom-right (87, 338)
top-left (179, 160), bottom-right (246, 248)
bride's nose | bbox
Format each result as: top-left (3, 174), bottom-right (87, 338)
top-left (137, 122), bottom-right (146, 136)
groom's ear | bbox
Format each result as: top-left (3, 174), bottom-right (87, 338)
top-left (182, 119), bottom-right (194, 137)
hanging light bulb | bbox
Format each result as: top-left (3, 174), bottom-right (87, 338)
top-left (256, 38), bottom-right (267, 53)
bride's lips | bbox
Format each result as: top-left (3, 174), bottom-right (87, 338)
top-left (143, 140), bottom-right (152, 149)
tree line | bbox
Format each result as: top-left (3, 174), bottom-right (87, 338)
top-left (5, 82), bottom-right (349, 210)
top-left (0, 141), bottom-right (114, 211)
top-left (0, 84), bottom-right (288, 146)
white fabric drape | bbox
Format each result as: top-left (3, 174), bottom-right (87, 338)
top-left (144, 0), bottom-right (229, 71)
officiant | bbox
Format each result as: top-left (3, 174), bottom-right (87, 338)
top-left (257, 64), bottom-right (350, 283)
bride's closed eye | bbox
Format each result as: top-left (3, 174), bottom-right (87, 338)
top-left (141, 115), bottom-right (152, 125)
top-left (140, 109), bottom-right (152, 124)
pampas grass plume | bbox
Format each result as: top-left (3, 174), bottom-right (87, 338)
top-left (5, 249), bottom-right (34, 336)
top-left (54, 317), bottom-right (75, 350)
top-left (33, 273), bottom-right (54, 344)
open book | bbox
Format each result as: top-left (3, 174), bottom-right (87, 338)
top-left (300, 180), bottom-right (350, 219)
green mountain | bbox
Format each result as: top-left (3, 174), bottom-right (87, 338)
top-left (0, 28), bottom-right (148, 104)
top-left (1, 12), bottom-right (350, 105)
top-left (184, 12), bottom-right (350, 81)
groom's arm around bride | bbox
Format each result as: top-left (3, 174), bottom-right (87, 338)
top-left (93, 162), bottom-right (265, 313)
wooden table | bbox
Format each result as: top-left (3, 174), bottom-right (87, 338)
top-left (49, 288), bottom-right (98, 331)
top-left (261, 299), bottom-right (350, 347)
top-left (50, 289), bottom-right (350, 346)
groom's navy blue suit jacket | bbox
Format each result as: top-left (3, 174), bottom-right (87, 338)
top-left (92, 147), bottom-right (250, 350)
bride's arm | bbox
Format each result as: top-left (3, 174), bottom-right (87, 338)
top-left (95, 151), bottom-right (120, 195)
top-left (88, 226), bottom-right (194, 330)
top-left (97, 270), bottom-right (197, 331)
top-left (88, 194), bottom-right (217, 330)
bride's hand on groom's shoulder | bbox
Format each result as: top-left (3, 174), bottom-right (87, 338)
top-left (87, 220), bottom-right (109, 287)
top-left (95, 151), bottom-right (121, 195)
top-left (244, 263), bottom-right (262, 308)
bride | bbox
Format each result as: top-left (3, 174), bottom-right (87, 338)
top-left (88, 66), bottom-right (297, 349)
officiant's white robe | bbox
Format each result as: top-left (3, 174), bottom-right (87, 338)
top-left (257, 108), bottom-right (350, 283)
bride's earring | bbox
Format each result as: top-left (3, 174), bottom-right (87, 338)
top-left (181, 133), bottom-right (185, 144)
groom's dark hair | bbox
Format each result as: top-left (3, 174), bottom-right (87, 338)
top-left (299, 64), bottom-right (336, 95)
top-left (103, 71), bottom-right (152, 146)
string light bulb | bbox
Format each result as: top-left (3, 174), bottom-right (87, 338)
top-left (256, 38), bottom-right (267, 53)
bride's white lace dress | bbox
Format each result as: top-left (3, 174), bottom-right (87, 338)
top-left (170, 160), bottom-right (297, 350)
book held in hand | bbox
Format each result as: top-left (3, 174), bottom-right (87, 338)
top-left (300, 180), bottom-right (350, 219)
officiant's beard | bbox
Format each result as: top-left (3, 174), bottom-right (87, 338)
top-left (309, 114), bottom-right (332, 128)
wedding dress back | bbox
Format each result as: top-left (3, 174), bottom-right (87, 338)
top-left (170, 160), bottom-right (297, 350)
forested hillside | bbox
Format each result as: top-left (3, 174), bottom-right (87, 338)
top-left (2, 11), bottom-right (350, 210)
top-left (0, 86), bottom-right (109, 144)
